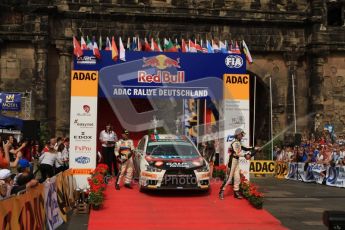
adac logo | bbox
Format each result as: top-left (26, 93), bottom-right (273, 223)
top-left (72, 71), bottom-right (97, 81)
top-left (5, 94), bottom-right (15, 103)
top-left (75, 156), bottom-right (90, 164)
top-left (225, 55), bottom-right (243, 68)
top-left (142, 55), bottom-right (181, 70)
top-left (139, 55), bottom-right (185, 83)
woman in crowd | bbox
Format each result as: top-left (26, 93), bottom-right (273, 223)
top-left (39, 140), bottom-right (62, 182)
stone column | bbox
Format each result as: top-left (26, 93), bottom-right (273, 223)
top-left (33, 40), bottom-right (49, 135)
top-left (309, 55), bottom-right (326, 134)
top-left (56, 43), bottom-right (72, 137)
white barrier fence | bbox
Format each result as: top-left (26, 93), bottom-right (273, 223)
top-left (285, 162), bottom-right (345, 188)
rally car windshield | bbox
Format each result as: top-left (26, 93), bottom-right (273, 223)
top-left (146, 142), bottom-right (199, 158)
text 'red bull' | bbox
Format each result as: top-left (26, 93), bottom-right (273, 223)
top-left (138, 71), bottom-right (185, 83)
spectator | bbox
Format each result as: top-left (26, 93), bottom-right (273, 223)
top-left (39, 141), bottom-right (62, 182)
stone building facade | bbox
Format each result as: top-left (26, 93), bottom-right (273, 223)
top-left (0, 0), bottom-right (344, 140)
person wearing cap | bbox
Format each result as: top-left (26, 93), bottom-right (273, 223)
top-left (219, 128), bottom-right (260, 200)
top-left (114, 129), bottom-right (134, 190)
top-left (99, 123), bottom-right (118, 176)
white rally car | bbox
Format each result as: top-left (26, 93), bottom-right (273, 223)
top-left (133, 134), bottom-right (210, 191)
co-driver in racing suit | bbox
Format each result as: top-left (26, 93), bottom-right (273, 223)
top-left (115, 130), bottom-right (135, 190)
top-left (219, 128), bottom-right (260, 200)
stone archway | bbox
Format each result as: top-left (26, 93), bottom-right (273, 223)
top-left (248, 71), bottom-right (270, 152)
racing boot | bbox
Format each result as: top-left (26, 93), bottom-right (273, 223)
top-left (219, 190), bottom-right (224, 200)
top-left (115, 184), bottom-right (120, 190)
top-left (234, 191), bottom-right (243, 199)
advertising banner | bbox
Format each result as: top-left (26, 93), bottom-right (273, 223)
top-left (70, 70), bottom-right (98, 189)
top-left (249, 160), bottom-right (275, 174)
top-left (0, 184), bottom-right (45, 229)
top-left (285, 163), bottom-right (299, 180)
top-left (223, 74), bottom-right (250, 165)
top-left (0, 93), bottom-right (21, 111)
top-left (44, 177), bottom-right (64, 230)
top-left (311, 163), bottom-right (326, 184)
top-left (275, 162), bottom-right (289, 179)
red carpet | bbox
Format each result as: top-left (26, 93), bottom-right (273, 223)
top-left (88, 180), bottom-right (286, 230)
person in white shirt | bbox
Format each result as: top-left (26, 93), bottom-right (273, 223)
top-left (99, 123), bottom-right (118, 176)
top-left (39, 143), bottom-right (62, 182)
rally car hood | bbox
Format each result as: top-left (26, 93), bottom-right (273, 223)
top-left (145, 155), bottom-right (206, 170)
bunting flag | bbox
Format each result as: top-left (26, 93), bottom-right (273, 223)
top-left (92, 37), bottom-right (101, 59)
top-left (157, 38), bottom-right (163, 52)
top-left (111, 36), bottom-right (118, 61)
top-left (181, 39), bottom-right (188, 52)
top-left (229, 40), bottom-right (234, 54)
top-left (189, 40), bottom-right (197, 53)
top-left (86, 36), bottom-right (93, 50)
top-left (242, 40), bottom-right (253, 64)
top-left (81, 36), bottom-right (88, 50)
top-left (207, 40), bottom-right (213, 53)
top-left (119, 37), bottom-right (126, 61)
top-left (73, 36), bottom-right (83, 57)
top-left (144, 38), bottom-right (152, 51)
top-left (105, 37), bottom-right (111, 51)
top-left (99, 35), bottom-right (103, 50)
top-left (127, 37), bottom-right (131, 50)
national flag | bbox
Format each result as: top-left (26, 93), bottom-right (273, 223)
top-left (242, 40), bottom-right (253, 64)
top-left (119, 37), bottom-right (126, 61)
top-left (86, 36), bottom-right (93, 50)
top-left (212, 40), bottom-right (220, 53)
top-left (229, 40), bottom-right (235, 54)
top-left (127, 37), bottom-right (131, 50)
top-left (157, 38), bottom-right (163, 52)
top-left (73, 36), bottom-right (83, 57)
top-left (131, 37), bottom-right (137, 51)
top-left (144, 38), bottom-right (152, 51)
top-left (201, 40), bottom-right (208, 53)
top-left (99, 35), bottom-right (103, 50)
top-left (206, 40), bottom-right (213, 53)
top-left (234, 41), bottom-right (241, 54)
top-left (181, 39), bottom-right (188, 52)
top-left (219, 41), bottom-right (227, 53)
top-left (137, 36), bottom-right (142, 51)
top-left (189, 40), bottom-right (197, 53)
top-left (81, 36), bottom-right (88, 50)
top-left (164, 38), bottom-right (178, 52)
top-left (151, 38), bottom-right (160, 51)
top-left (105, 37), bottom-right (111, 50)
top-left (92, 37), bottom-right (101, 59)
top-left (175, 39), bottom-right (181, 52)
top-left (195, 40), bottom-right (203, 53)
top-left (111, 36), bottom-right (118, 61)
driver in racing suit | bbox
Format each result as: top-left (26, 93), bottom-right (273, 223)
top-left (115, 130), bottom-right (135, 190)
top-left (219, 128), bottom-right (260, 200)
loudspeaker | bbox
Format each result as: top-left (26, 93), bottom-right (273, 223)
top-left (22, 120), bottom-right (40, 141)
top-left (294, 133), bottom-right (302, 146)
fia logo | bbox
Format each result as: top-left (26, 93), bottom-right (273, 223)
top-left (225, 55), bottom-right (243, 68)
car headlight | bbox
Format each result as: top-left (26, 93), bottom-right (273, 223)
top-left (146, 165), bottom-right (162, 172)
top-left (196, 164), bottom-right (209, 172)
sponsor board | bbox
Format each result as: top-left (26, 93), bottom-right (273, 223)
top-left (249, 161), bottom-right (275, 174)
top-left (0, 93), bottom-right (21, 111)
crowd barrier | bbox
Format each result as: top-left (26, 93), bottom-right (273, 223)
top-left (275, 161), bottom-right (345, 188)
top-left (0, 169), bottom-right (76, 230)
